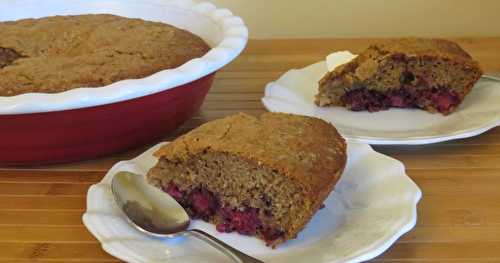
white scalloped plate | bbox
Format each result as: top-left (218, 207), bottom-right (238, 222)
top-left (262, 51), bottom-right (500, 145)
top-left (83, 141), bottom-right (421, 263)
top-left (0, 0), bottom-right (247, 114)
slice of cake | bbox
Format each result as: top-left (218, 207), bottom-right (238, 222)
top-left (316, 38), bottom-right (483, 115)
top-left (147, 112), bottom-right (347, 247)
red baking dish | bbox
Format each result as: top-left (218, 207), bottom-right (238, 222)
top-left (0, 0), bottom-right (248, 165)
top-left (0, 74), bottom-right (214, 165)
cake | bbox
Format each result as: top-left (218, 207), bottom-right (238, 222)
top-left (0, 14), bottom-right (210, 96)
top-left (147, 112), bottom-right (347, 247)
top-left (316, 38), bottom-right (483, 115)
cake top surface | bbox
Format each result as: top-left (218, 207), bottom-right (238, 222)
top-left (373, 38), bottom-right (474, 60)
top-left (321, 38), bottom-right (482, 88)
top-left (0, 14), bottom-right (210, 96)
top-left (154, 112), bottom-right (347, 192)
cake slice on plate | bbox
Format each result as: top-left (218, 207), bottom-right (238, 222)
top-left (316, 38), bottom-right (483, 115)
top-left (147, 112), bottom-right (346, 247)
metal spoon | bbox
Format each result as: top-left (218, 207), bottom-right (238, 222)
top-left (111, 171), bottom-right (264, 263)
top-left (482, 74), bottom-right (500, 82)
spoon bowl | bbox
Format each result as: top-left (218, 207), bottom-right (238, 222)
top-left (111, 171), bottom-right (264, 263)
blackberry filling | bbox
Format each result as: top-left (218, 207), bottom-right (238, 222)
top-left (163, 183), bottom-right (284, 245)
top-left (189, 188), bottom-right (219, 220)
top-left (340, 88), bottom-right (390, 112)
top-left (164, 183), bottom-right (219, 220)
top-left (217, 206), bottom-right (261, 235)
top-left (261, 227), bottom-right (285, 243)
top-left (341, 86), bottom-right (460, 114)
top-left (164, 183), bottom-right (183, 202)
top-left (0, 47), bottom-right (23, 69)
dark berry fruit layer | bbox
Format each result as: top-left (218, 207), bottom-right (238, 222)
top-left (340, 86), bottom-right (460, 114)
top-left (163, 182), bottom-right (284, 245)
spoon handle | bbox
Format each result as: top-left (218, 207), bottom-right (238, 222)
top-left (187, 229), bottom-right (264, 263)
top-left (482, 74), bottom-right (500, 82)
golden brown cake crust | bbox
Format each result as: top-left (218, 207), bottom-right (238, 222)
top-left (375, 38), bottom-right (474, 61)
top-left (154, 112), bottom-right (346, 197)
top-left (329, 38), bottom-right (480, 80)
top-left (0, 14), bottom-right (210, 96)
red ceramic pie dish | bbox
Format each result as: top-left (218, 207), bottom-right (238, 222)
top-left (0, 0), bottom-right (248, 165)
top-left (0, 74), bottom-right (214, 165)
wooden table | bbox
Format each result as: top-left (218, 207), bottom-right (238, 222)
top-left (1, 38), bottom-right (499, 262)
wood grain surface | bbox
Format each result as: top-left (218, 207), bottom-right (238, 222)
top-left (0, 38), bottom-right (499, 262)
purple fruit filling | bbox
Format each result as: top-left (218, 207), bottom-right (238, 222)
top-left (218, 206), bottom-right (262, 235)
top-left (163, 182), bottom-right (284, 245)
top-left (189, 188), bottom-right (219, 219)
top-left (340, 86), bottom-right (460, 114)
top-left (260, 227), bottom-right (285, 242)
top-left (0, 47), bottom-right (23, 69)
top-left (164, 183), bottom-right (183, 202)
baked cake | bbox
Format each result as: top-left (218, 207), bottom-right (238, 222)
top-left (147, 112), bottom-right (347, 247)
top-left (316, 38), bottom-right (483, 115)
top-left (0, 14), bottom-right (210, 96)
